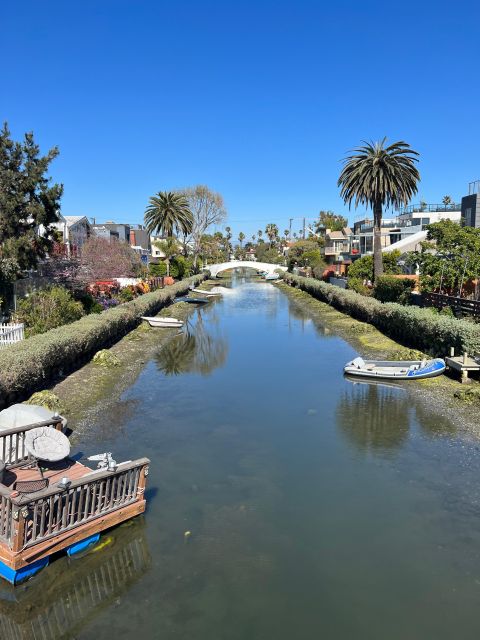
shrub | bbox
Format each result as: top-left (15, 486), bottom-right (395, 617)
top-left (282, 272), bottom-right (480, 356)
top-left (348, 251), bottom-right (402, 281)
top-left (118, 286), bottom-right (135, 302)
top-left (15, 286), bottom-right (85, 336)
top-left (373, 276), bottom-right (414, 305)
top-left (0, 274), bottom-right (206, 408)
top-left (74, 290), bottom-right (103, 314)
top-left (347, 277), bottom-right (372, 296)
top-left (149, 262), bottom-right (167, 277)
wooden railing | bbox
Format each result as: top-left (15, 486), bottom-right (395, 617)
top-left (16, 459), bottom-right (149, 549)
top-left (0, 458), bottom-right (149, 551)
top-left (422, 292), bottom-right (480, 318)
top-left (0, 417), bottom-right (63, 468)
top-left (0, 323), bottom-right (24, 348)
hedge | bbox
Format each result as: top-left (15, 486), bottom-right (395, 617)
top-left (0, 274), bottom-right (206, 408)
top-left (282, 272), bottom-right (480, 357)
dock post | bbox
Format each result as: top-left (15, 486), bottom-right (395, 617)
top-left (450, 347), bottom-right (455, 357)
top-left (463, 352), bottom-right (468, 365)
top-left (461, 369), bottom-right (471, 384)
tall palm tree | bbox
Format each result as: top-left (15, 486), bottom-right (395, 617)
top-left (252, 234), bottom-right (256, 243)
top-left (265, 223), bottom-right (278, 248)
top-left (153, 236), bottom-right (178, 277)
top-left (283, 229), bottom-right (289, 241)
top-left (238, 231), bottom-right (245, 247)
top-left (442, 195), bottom-right (452, 206)
top-left (144, 191), bottom-right (193, 237)
top-left (338, 138), bottom-right (420, 279)
top-left (257, 230), bottom-right (263, 241)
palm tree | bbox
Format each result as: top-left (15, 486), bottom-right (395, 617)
top-left (283, 229), bottom-right (289, 241)
top-left (265, 223), bottom-right (278, 248)
top-left (338, 138), bottom-right (420, 280)
top-left (257, 230), bottom-right (263, 241)
top-left (144, 191), bottom-right (193, 237)
top-left (442, 195), bottom-right (452, 207)
top-left (153, 237), bottom-right (178, 277)
top-left (252, 234), bottom-right (256, 243)
top-left (238, 231), bottom-right (245, 247)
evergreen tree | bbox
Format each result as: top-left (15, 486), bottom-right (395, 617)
top-left (0, 123), bottom-right (63, 285)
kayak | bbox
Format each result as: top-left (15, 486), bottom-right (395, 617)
top-left (344, 357), bottom-right (446, 380)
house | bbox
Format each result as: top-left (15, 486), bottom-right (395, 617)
top-left (352, 202), bottom-right (461, 257)
top-left (92, 224), bottom-right (120, 242)
top-left (322, 227), bottom-right (352, 273)
top-left (51, 215), bottom-right (91, 255)
top-left (461, 180), bottom-right (480, 227)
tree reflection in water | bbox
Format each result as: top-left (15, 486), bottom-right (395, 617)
top-left (337, 381), bottom-right (410, 452)
top-left (155, 313), bottom-right (228, 376)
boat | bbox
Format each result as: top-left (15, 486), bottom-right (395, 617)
top-left (175, 296), bottom-right (211, 304)
top-left (264, 273), bottom-right (280, 281)
top-left (344, 356), bottom-right (446, 380)
top-left (141, 316), bottom-right (184, 328)
top-left (0, 405), bottom-right (149, 585)
top-left (189, 287), bottom-right (221, 297)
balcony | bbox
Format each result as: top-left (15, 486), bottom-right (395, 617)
top-left (324, 244), bottom-right (350, 256)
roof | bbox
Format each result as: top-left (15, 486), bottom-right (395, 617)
top-left (327, 230), bottom-right (345, 239)
top-left (64, 215), bottom-right (89, 227)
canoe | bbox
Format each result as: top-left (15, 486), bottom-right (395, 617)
top-left (344, 356), bottom-right (446, 380)
top-left (141, 316), bottom-right (184, 328)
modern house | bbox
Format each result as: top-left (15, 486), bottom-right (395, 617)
top-left (351, 203), bottom-right (462, 257)
top-left (92, 224), bottom-right (120, 242)
top-left (461, 180), bottom-right (480, 228)
top-left (321, 227), bottom-right (353, 273)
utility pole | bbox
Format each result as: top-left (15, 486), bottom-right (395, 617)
top-left (289, 218), bottom-right (293, 239)
top-left (302, 217), bottom-right (306, 240)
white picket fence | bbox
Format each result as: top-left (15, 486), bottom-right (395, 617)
top-left (0, 323), bottom-right (25, 348)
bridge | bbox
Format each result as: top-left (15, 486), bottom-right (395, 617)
top-left (205, 261), bottom-right (287, 278)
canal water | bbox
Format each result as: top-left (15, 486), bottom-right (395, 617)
top-left (4, 281), bottom-right (480, 639)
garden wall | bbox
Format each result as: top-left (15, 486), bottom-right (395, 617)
top-left (282, 272), bottom-right (480, 357)
top-left (0, 274), bottom-right (206, 408)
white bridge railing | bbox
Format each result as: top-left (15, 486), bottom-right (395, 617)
top-left (0, 323), bottom-right (24, 348)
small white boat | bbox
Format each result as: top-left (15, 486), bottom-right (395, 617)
top-left (344, 356), bottom-right (446, 380)
top-left (190, 288), bottom-right (221, 297)
top-left (141, 316), bottom-right (184, 328)
top-left (264, 273), bottom-right (280, 281)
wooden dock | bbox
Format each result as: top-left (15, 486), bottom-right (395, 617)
top-left (445, 352), bottom-right (480, 383)
top-left (0, 417), bottom-right (149, 584)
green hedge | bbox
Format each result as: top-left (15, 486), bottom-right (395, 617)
top-left (372, 276), bottom-right (415, 304)
top-left (0, 274), bottom-right (206, 407)
top-left (282, 272), bottom-right (480, 356)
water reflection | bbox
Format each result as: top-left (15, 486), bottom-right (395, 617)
top-left (337, 382), bottom-right (410, 452)
top-left (0, 519), bottom-right (151, 640)
top-left (155, 314), bottom-right (228, 376)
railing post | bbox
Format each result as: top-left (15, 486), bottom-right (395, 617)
top-left (137, 464), bottom-right (149, 499)
top-left (11, 505), bottom-right (27, 552)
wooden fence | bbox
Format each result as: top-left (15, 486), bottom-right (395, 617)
top-left (422, 292), bottom-right (480, 319)
top-left (0, 323), bottom-right (24, 348)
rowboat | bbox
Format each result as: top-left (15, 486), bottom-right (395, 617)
top-left (344, 356), bottom-right (446, 380)
top-left (264, 273), bottom-right (280, 281)
top-left (141, 316), bottom-right (184, 328)
top-left (190, 288), bottom-right (222, 296)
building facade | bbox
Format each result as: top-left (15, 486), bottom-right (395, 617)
top-left (461, 180), bottom-right (480, 228)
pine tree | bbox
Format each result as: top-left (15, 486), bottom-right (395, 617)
top-left (0, 123), bottom-right (63, 283)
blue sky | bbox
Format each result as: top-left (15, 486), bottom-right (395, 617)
top-left (2, 0), bottom-right (479, 238)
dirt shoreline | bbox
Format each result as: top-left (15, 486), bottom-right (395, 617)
top-left (276, 281), bottom-right (480, 440)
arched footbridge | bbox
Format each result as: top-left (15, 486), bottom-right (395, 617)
top-left (205, 261), bottom-right (287, 278)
